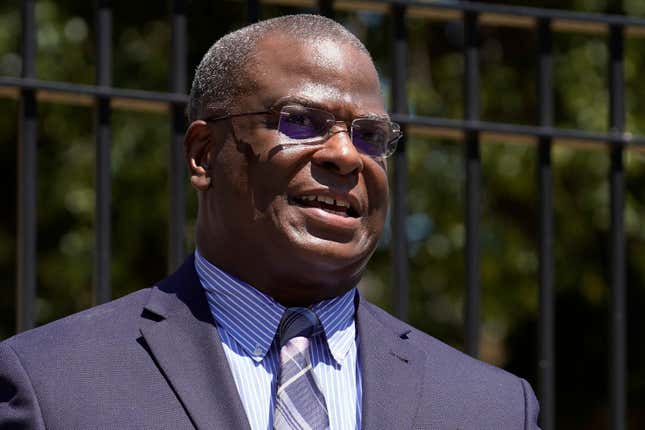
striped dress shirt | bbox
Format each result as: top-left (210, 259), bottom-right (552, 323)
top-left (194, 250), bottom-right (362, 430)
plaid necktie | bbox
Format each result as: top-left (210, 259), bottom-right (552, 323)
top-left (274, 307), bottom-right (329, 430)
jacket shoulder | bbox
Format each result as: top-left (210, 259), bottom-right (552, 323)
top-left (3, 288), bottom-right (152, 355)
top-left (0, 284), bottom-right (198, 429)
top-left (360, 300), bottom-right (540, 429)
top-left (361, 299), bottom-right (518, 378)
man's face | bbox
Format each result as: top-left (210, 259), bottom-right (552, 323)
top-left (192, 32), bottom-right (389, 306)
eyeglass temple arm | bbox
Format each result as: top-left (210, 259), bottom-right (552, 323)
top-left (202, 110), bottom-right (273, 123)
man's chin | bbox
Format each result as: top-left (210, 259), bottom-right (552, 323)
top-left (272, 212), bottom-right (378, 282)
top-left (284, 235), bottom-right (374, 278)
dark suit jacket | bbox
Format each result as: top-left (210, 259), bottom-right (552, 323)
top-left (0, 255), bottom-right (540, 429)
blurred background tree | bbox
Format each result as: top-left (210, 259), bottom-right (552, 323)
top-left (1, 0), bottom-right (644, 427)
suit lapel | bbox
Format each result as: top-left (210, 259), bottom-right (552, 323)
top-left (139, 257), bottom-right (251, 430)
top-left (357, 297), bottom-right (425, 430)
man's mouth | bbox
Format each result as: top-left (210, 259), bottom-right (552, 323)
top-left (290, 194), bottom-right (359, 218)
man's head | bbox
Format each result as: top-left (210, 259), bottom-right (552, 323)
top-left (184, 15), bottom-right (394, 306)
top-left (187, 15), bottom-right (371, 122)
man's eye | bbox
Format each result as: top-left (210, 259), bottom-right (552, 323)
top-left (286, 114), bottom-right (313, 127)
top-left (357, 129), bottom-right (385, 143)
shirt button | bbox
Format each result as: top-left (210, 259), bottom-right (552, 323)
top-left (253, 345), bottom-right (263, 356)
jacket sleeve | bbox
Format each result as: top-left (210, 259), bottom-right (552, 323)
top-left (0, 342), bottom-right (45, 430)
top-left (520, 377), bottom-right (541, 430)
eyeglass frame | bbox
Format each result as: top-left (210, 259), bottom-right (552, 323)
top-left (201, 104), bottom-right (402, 159)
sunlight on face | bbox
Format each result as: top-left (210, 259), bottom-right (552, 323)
top-left (311, 38), bottom-right (346, 72)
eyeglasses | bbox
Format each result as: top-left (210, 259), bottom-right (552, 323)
top-left (203, 104), bottom-right (402, 159)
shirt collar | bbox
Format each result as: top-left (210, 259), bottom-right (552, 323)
top-left (194, 249), bottom-right (356, 365)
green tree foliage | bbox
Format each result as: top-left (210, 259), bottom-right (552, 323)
top-left (1, 0), bottom-right (644, 427)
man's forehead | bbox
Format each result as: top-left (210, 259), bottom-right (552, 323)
top-left (251, 32), bottom-right (374, 80)
top-left (244, 32), bottom-right (384, 115)
top-left (302, 38), bottom-right (347, 74)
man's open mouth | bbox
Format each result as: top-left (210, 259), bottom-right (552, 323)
top-left (290, 195), bottom-right (359, 218)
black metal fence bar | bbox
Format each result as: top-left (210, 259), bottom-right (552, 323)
top-left (608, 23), bottom-right (627, 430)
top-left (389, 114), bottom-right (645, 146)
top-left (94, 0), bottom-right (112, 305)
top-left (248, 0), bottom-right (261, 23)
top-left (464, 10), bottom-right (481, 358)
top-left (0, 78), bottom-right (632, 144)
top-left (16, 0), bottom-right (37, 332)
top-left (391, 3), bottom-right (409, 321)
top-left (372, 0), bottom-right (645, 28)
top-left (263, 0), bottom-right (645, 36)
top-left (318, 0), bottom-right (334, 18)
top-left (168, 0), bottom-right (187, 273)
top-left (537, 17), bottom-right (555, 430)
top-left (0, 77), bottom-right (190, 103)
top-left (5, 76), bottom-right (645, 146)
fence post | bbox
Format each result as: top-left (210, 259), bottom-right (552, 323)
top-left (94, 0), bottom-right (113, 305)
top-left (537, 17), bottom-right (555, 430)
top-left (247, 0), bottom-right (260, 23)
top-left (391, 3), bottom-right (409, 322)
top-left (17, 0), bottom-right (37, 332)
top-left (318, 0), bottom-right (334, 18)
top-left (168, 0), bottom-right (187, 273)
top-left (608, 22), bottom-right (626, 430)
top-left (463, 10), bottom-right (481, 358)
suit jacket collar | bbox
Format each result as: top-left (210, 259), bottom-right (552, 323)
top-left (138, 256), bottom-right (425, 430)
top-left (357, 295), bottom-right (425, 430)
top-left (139, 255), bottom-right (251, 430)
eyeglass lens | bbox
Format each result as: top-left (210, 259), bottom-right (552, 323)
top-left (277, 105), bottom-right (399, 158)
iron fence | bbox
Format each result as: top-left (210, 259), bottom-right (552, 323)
top-left (4, 0), bottom-right (644, 428)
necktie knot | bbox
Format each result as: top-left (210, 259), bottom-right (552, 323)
top-left (278, 307), bottom-right (323, 347)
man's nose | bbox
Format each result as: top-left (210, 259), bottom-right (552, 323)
top-left (311, 126), bottom-right (364, 176)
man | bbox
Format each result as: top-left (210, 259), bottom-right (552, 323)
top-left (0, 15), bottom-right (539, 429)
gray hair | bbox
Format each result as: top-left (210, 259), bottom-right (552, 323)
top-left (187, 14), bottom-right (371, 122)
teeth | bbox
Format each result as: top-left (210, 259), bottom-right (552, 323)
top-left (298, 195), bottom-right (351, 209)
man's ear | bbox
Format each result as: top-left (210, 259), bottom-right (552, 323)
top-left (184, 120), bottom-right (213, 191)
